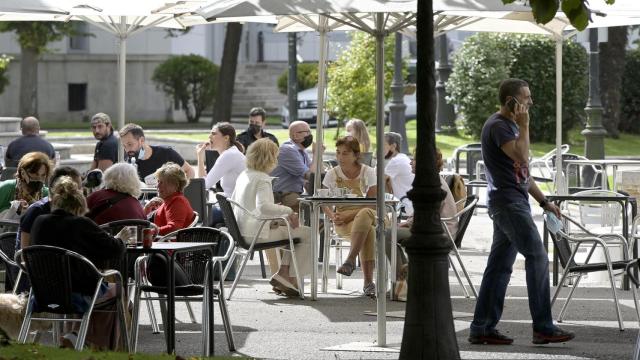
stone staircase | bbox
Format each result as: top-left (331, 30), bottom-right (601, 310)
top-left (231, 62), bottom-right (288, 117)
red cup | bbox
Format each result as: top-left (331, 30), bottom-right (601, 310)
top-left (142, 228), bottom-right (155, 249)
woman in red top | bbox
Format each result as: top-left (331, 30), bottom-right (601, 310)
top-left (144, 162), bottom-right (194, 235)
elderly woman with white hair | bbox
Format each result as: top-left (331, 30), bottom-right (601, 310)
top-left (86, 162), bottom-right (145, 225)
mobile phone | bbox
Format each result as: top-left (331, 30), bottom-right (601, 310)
top-left (507, 97), bottom-right (521, 113)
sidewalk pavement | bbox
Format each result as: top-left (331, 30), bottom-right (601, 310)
top-left (29, 203), bottom-right (640, 359)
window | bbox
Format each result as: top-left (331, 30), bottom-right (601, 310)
top-left (68, 83), bottom-right (87, 111)
top-left (69, 22), bottom-right (88, 51)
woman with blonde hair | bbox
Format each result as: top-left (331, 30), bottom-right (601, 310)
top-left (0, 151), bottom-right (52, 219)
top-left (30, 176), bottom-right (125, 348)
top-left (143, 162), bottom-right (194, 236)
top-left (231, 138), bottom-right (312, 297)
top-left (86, 163), bottom-right (145, 225)
top-left (345, 119), bottom-right (371, 153)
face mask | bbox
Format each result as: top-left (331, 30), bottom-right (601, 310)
top-left (127, 146), bottom-right (145, 162)
top-left (26, 180), bottom-right (44, 193)
top-left (248, 124), bottom-right (261, 135)
top-left (301, 134), bottom-right (313, 148)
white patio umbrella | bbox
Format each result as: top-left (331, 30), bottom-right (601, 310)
top-left (431, 1), bottom-right (640, 194)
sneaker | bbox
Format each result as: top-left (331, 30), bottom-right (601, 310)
top-left (363, 282), bottom-right (376, 298)
top-left (532, 326), bottom-right (575, 344)
top-left (468, 329), bottom-right (514, 345)
top-left (60, 331), bottom-right (78, 349)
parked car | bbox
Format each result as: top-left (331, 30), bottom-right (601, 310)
top-left (281, 87), bottom-right (338, 128)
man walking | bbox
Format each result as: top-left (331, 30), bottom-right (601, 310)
top-left (90, 113), bottom-right (118, 171)
top-left (469, 78), bottom-right (574, 345)
top-left (237, 107), bottom-right (278, 151)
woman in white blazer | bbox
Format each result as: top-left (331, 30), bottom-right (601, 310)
top-left (231, 138), bottom-right (311, 297)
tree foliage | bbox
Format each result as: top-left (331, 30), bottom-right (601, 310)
top-left (277, 62), bottom-right (318, 95)
top-left (152, 54), bottom-right (219, 123)
top-left (0, 55), bottom-right (12, 95)
top-left (620, 47), bottom-right (640, 133)
top-left (0, 22), bottom-right (77, 54)
top-left (326, 32), bottom-right (399, 126)
top-left (447, 33), bottom-right (588, 143)
top-left (503, 0), bottom-right (616, 31)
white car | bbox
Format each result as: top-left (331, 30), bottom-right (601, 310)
top-left (281, 87), bottom-right (338, 128)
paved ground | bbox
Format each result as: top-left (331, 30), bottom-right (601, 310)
top-left (124, 205), bottom-right (640, 359)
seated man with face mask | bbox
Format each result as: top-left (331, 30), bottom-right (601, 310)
top-left (118, 123), bottom-right (195, 183)
top-left (236, 107), bottom-right (279, 152)
top-left (270, 121), bottom-right (317, 213)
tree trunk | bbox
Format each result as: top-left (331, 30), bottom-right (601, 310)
top-left (212, 22), bottom-right (243, 125)
top-left (400, 0), bottom-right (460, 358)
top-left (19, 45), bottom-right (39, 118)
top-left (599, 26), bottom-right (627, 138)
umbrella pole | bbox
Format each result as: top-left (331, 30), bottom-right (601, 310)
top-left (117, 16), bottom-right (127, 162)
top-left (374, 13), bottom-right (387, 348)
top-left (554, 36), bottom-right (565, 194)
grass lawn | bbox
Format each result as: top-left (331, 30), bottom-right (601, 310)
top-left (0, 343), bottom-right (238, 359)
top-left (49, 121), bottom-right (640, 159)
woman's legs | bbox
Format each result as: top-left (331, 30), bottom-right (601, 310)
top-left (338, 208), bottom-right (376, 286)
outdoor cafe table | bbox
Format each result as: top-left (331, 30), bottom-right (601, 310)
top-left (545, 194), bottom-right (636, 289)
top-left (564, 159), bottom-right (640, 191)
top-left (298, 197), bottom-right (399, 300)
top-left (126, 241), bottom-right (217, 355)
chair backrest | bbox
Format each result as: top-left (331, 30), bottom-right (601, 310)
top-left (173, 227), bottom-right (222, 285)
top-left (183, 178), bottom-right (207, 225)
top-left (305, 172), bottom-right (326, 196)
top-left (569, 189), bottom-right (623, 232)
top-left (187, 210), bottom-right (199, 228)
top-left (205, 150), bottom-right (220, 173)
top-left (0, 232), bottom-right (18, 268)
top-left (361, 152), bottom-right (373, 166)
top-left (16, 245), bottom-right (102, 314)
top-left (453, 195), bottom-right (478, 248)
top-left (216, 193), bottom-right (252, 250)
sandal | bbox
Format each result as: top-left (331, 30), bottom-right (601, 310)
top-left (363, 282), bottom-right (376, 298)
top-left (337, 260), bottom-right (356, 276)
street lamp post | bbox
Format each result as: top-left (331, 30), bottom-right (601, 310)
top-left (435, 34), bottom-right (456, 133)
top-left (582, 28), bottom-right (606, 160)
top-left (389, 32), bottom-right (409, 153)
top-left (399, 0), bottom-right (460, 358)
top-left (287, 32), bottom-right (298, 123)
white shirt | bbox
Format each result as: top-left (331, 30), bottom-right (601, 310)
top-left (205, 146), bottom-right (246, 196)
top-left (385, 153), bottom-right (415, 215)
top-left (231, 169), bottom-right (293, 241)
top-left (323, 165), bottom-right (377, 195)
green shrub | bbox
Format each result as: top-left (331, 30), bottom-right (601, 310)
top-left (152, 54), bottom-right (219, 123)
top-left (326, 32), bottom-right (400, 126)
top-left (447, 33), bottom-right (588, 143)
top-left (0, 54), bottom-right (11, 95)
top-left (620, 48), bottom-right (640, 133)
top-left (277, 62), bottom-right (319, 95)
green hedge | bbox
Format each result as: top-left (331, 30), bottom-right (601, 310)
top-left (447, 33), bottom-right (588, 143)
top-left (620, 48), bottom-right (640, 133)
top-left (277, 62), bottom-right (319, 95)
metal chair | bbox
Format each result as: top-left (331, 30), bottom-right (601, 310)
top-left (15, 245), bottom-right (129, 351)
top-left (545, 212), bottom-right (640, 331)
top-left (566, 189), bottom-right (628, 236)
top-left (130, 227), bottom-right (235, 354)
top-left (442, 195), bottom-right (479, 299)
top-left (216, 193), bottom-right (304, 300)
top-left (0, 232), bottom-right (23, 294)
top-left (184, 178), bottom-right (207, 226)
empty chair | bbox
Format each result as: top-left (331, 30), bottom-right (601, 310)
top-left (15, 245), bottom-right (129, 351)
top-left (0, 232), bottom-right (23, 294)
top-left (545, 212), bottom-right (640, 331)
top-left (442, 195), bottom-right (479, 299)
